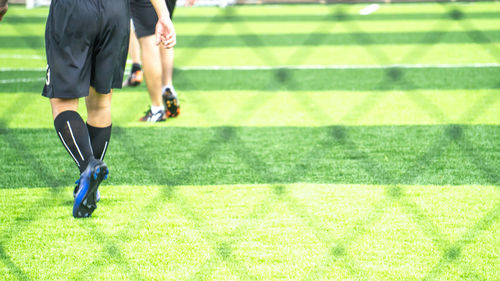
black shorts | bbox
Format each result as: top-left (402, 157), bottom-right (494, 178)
top-left (42, 0), bottom-right (130, 98)
top-left (130, 0), bottom-right (177, 39)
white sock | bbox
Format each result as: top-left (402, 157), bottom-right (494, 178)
top-left (151, 105), bottom-right (165, 114)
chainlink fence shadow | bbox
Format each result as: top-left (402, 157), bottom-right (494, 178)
top-left (0, 2), bottom-right (499, 280)
top-left (166, 4), bottom-right (499, 280)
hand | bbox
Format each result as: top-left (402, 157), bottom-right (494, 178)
top-left (0, 3), bottom-right (8, 21)
top-left (155, 16), bottom-right (176, 49)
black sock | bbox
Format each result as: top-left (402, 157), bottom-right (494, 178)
top-left (54, 111), bottom-right (94, 173)
top-left (87, 123), bottom-right (112, 161)
top-left (131, 63), bottom-right (141, 73)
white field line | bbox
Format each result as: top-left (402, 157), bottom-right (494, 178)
top-left (0, 68), bottom-right (46, 71)
top-left (0, 77), bottom-right (45, 84)
top-left (1, 63), bottom-right (500, 84)
top-left (360, 4), bottom-right (380, 16)
top-left (0, 54), bottom-right (45, 60)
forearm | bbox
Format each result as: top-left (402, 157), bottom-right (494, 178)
top-left (149, 0), bottom-right (176, 49)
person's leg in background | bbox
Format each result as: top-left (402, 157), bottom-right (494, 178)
top-left (123, 22), bottom-right (144, 87)
top-left (131, 0), bottom-right (182, 122)
top-left (160, 0), bottom-right (180, 118)
top-left (160, 44), bottom-right (180, 118)
top-left (138, 33), bottom-right (166, 122)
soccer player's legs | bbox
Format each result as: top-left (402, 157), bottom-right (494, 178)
top-left (160, 45), bottom-right (180, 117)
top-left (130, 0), bottom-right (179, 121)
top-left (44, 0), bottom-right (99, 173)
top-left (86, 87), bottom-right (113, 161)
top-left (50, 99), bottom-right (94, 174)
top-left (139, 35), bottom-right (166, 122)
top-left (86, 88), bottom-right (113, 127)
top-left (43, 0), bottom-right (129, 217)
top-left (79, 88), bottom-right (113, 207)
top-left (75, 88), bottom-right (112, 218)
top-left (162, 0), bottom-right (180, 117)
top-left (78, 0), bottom-right (129, 217)
top-left (130, 0), bottom-right (166, 121)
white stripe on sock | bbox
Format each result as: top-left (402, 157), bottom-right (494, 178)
top-left (100, 141), bottom-right (108, 161)
top-left (58, 132), bottom-right (80, 167)
top-left (66, 121), bottom-right (85, 162)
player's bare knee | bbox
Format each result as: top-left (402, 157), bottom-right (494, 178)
top-left (86, 90), bottom-right (112, 112)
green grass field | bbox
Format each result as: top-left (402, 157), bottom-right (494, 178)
top-left (0, 2), bottom-right (499, 280)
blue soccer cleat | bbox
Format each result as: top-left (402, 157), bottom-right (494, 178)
top-left (73, 158), bottom-right (108, 218)
top-left (74, 179), bottom-right (101, 202)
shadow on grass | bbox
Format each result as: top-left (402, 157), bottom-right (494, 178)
top-left (0, 244), bottom-right (33, 281)
top-left (1, 125), bottom-right (498, 189)
top-left (3, 67), bottom-right (500, 94)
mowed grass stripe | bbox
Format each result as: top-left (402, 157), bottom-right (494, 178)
top-left (3, 29), bottom-right (500, 49)
top-left (0, 125), bottom-right (497, 188)
top-left (3, 38), bottom-right (500, 67)
top-left (1, 66), bottom-right (499, 93)
top-left (151, 30), bottom-right (500, 48)
top-left (1, 90), bottom-right (497, 128)
top-left (2, 44), bottom-right (498, 68)
top-left (0, 183), bottom-right (498, 280)
top-left (164, 30), bottom-right (500, 48)
top-left (151, 67), bottom-right (500, 91)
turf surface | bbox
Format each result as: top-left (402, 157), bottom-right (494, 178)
top-left (0, 2), bottom-right (499, 281)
